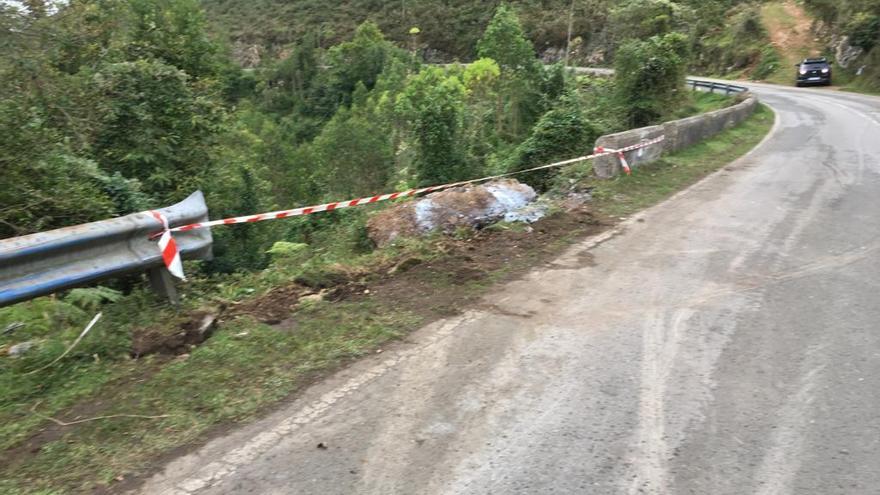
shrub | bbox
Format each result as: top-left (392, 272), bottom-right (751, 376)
top-left (508, 91), bottom-right (599, 190)
top-left (614, 33), bottom-right (690, 127)
top-left (847, 13), bottom-right (880, 52)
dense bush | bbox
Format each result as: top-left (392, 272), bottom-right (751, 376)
top-left (508, 91), bottom-right (600, 190)
top-left (847, 13), bottom-right (880, 52)
top-left (614, 33), bottom-right (690, 127)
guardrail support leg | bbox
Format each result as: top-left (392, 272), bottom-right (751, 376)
top-left (148, 267), bottom-right (180, 305)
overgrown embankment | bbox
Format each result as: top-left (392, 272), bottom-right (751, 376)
top-left (699, 0), bottom-right (880, 91)
top-left (0, 101), bottom-right (774, 495)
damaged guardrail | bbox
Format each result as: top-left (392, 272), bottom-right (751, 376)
top-left (0, 191), bottom-right (212, 307)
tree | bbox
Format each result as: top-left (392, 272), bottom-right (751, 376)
top-left (460, 58), bottom-right (502, 167)
top-left (90, 59), bottom-right (225, 204)
top-left (508, 91), bottom-right (599, 190)
top-left (610, 0), bottom-right (696, 42)
top-left (315, 21), bottom-right (408, 116)
top-left (123, 0), bottom-right (223, 81)
top-left (396, 67), bottom-right (470, 185)
top-left (614, 32), bottom-right (690, 127)
top-left (847, 13), bottom-right (880, 51)
top-left (262, 34), bottom-right (319, 115)
top-left (311, 104), bottom-right (394, 198)
top-left (477, 5), bottom-right (539, 75)
top-left (476, 5), bottom-right (543, 141)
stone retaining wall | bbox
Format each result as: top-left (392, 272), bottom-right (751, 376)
top-left (593, 93), bottom-right (758, 178)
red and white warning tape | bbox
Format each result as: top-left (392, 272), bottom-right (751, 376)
top-left (593, 145), bottom-right (634, 175)
top-left (148, 211), bottom-right (186, 280)
top-left (151, 136), bottom-right (664, 279)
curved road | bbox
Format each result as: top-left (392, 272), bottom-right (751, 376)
top-left (141, 83), bottom-right (880, 495)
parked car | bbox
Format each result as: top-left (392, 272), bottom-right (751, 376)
top-left (796, 58), bottom-right (832, 87)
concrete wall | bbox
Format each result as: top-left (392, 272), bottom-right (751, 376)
top-left (593, 93), bottom-right (758, 178)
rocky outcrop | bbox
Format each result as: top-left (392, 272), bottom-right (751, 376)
top-left (232, 41), bottom-right (263, 68)
top-left (832, 34), bottom-right (864, 69)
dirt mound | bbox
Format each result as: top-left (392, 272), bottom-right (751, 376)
top-left (131, 311), bottom-right (219, 357)
top-left (367, 179), bottom-right (537, 247)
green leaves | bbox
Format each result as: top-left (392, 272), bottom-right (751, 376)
top-left (614, 33), bottom-right (690, 128)
top-left (477, 5), bottom-right (539, 75)
top-left (610, 0), bottom-right (696, 41)
top-left (847, 12), bottom-right (880, 52)
top-left (0, 0), bottom-right (229, 238)
top-left (90, 59), bottom-right (224, 204)
top-left (396, 67), bottom-right (470, 185)
top-left (508, 91), bottom-right (599, 190)
top-left (66, 287), bottom-right (124, 313)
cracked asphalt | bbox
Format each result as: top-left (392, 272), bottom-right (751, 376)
top-left (139, 83), bottom-right (880, 495)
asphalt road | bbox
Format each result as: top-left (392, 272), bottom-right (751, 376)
top-left (140, 83), bottom-right (880, 495)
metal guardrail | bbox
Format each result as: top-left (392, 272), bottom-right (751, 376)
top-left (0, 191), bottom-right (213, 307)
top-left (686, 79), bottom-right (749, 95)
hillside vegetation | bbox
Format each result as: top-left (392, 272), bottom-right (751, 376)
top-left (803, 0), bottom-right (880, 91)
top-left (201, 0), bottom-right (880, 90)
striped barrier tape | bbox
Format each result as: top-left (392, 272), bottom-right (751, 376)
top-left (152, 135), bottom-right (665, 279)
top-left (148, 210), bottom-right (186, 280)
top-left (593, 145), bottom-right (632, 175)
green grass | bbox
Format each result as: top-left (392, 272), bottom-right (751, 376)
top-left (0, 300), bottom-right (420, 494)
top-left (672, 91), bottom-right (736, 119)
top-left (589, 104), bottom-right (775, 218)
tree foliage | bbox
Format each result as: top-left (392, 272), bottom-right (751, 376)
top-left (396, 67), bottom-right (470, 185)
top-left (614, 32), bottom-right (690, 127)
top-left (0, 0), bottom-right (705, 278)
top-left (0, 0), bottom-right (228, 237)
top-left (610, 0), bottom-right (696, 41)
top-left (90, 59), bottom-right (224, 203)
top-left (508, 91), bottom-right (599, 190)
top-left (476, 5), bottom-right (545, 141)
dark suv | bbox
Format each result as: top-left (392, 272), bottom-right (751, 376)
top-left (796, 58), bottom-right (832, 87)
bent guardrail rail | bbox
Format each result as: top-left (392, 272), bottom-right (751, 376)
top-left (0, 191), bottom-right (212, 307)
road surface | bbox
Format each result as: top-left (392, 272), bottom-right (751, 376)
top-left (140, 83), bottom-right (880, 494)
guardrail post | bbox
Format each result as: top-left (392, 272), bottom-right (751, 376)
top-left (148, 267), bottom-right (180, 305)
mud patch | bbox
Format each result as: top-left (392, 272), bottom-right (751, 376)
top-left (131, 310), bottom-right (219, 357)
top-left (351, 206), bottom-right (608, 322)
top-left (226, 285), bottom-right (308, 325)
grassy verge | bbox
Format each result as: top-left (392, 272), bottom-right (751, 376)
top-left (0, 301), bottom-right (421, 494)
top-left (593, 104), bottom-right (774, 217)
top-left (0, 104), bottom-right (775, 495)
top-left (672, 91), bottom-right (736, 119)
top-left (839, 83), bottom-right (880, 97)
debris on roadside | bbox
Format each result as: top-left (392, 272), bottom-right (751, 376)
top-left (367, 179), bottom-right (537, 247)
